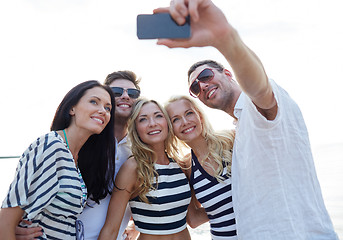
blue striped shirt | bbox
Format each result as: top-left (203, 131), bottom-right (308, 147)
top-left (129, 158), bottom-right (191, 235)
top-left (1, 131), bottom-right (86, 239)
top-left (190, 150), bottom-right (237, 240)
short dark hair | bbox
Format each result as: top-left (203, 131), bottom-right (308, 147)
top-left (188, 60), bottom-right (225, 81)
top-left (104, 70), bottom-right (141, 90)
top-left (51, 80), bottom-right (116, 203)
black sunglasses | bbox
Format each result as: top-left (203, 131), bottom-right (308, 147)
top-left (111, 87), bottom-right (140, 99)
top-left (189, 68), bottom-right (215, 97)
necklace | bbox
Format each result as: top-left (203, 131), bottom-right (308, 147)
top-left (62, 129), bottom-right (70, 149)
top-left (62, 129), bottom-right (87, 207)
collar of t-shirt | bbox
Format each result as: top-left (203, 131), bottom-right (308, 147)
top-left (233, 92), bottom-right (245, 120)
top-left (115, 135), bottom-right (128, 147)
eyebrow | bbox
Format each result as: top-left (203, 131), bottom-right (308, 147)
top-left (171, 108), bottom-right (191, 118)
top-left (91, 95), bottom-right (112, 106)
top-left (138, 111), bottom-right (163, 118)
top-left (90, 95), bottom-right (101, 100)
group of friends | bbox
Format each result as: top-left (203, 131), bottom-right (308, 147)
top-left (0, 0), bottom-right (339, 239)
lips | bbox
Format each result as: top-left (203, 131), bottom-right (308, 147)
top-left (91, 116), bottom-right (104, 124)
top-left (206, 87), bottom-right (217, 99)
top-left (148, 130), bottom-right (161, 135)
top-left (117, 103), bottom-right (131, 108)
top-left (182, 126), bottom-right (195, 134)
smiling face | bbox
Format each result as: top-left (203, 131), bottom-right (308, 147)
top-left (135, 102), bottom-right (169, 147)
top-left (70, 86), bottom-right (112, 135)
top-left (166, 99), bottom-right (203, 144)
top-left (109, 79), bottom-right (138, 121)
top-left (189, 65), bottom-right (235, 111)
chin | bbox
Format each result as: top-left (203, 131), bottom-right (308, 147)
top-left (92, 127), bottom-right (106, 135)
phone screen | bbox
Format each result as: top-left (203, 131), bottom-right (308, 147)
top-left (137, 13), bottom-right (190, 39)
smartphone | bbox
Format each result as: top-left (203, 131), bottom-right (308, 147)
top-left (137, 13), bottom-right (190, 39)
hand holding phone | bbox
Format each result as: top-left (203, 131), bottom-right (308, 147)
top-left (137, 13), bottom-right (190, 39)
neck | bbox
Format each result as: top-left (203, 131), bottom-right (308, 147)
top-left (224, 89), bottom-right (241, 120)
top-left (114, 117), bottom-right (129, 142)
top-left (61, 128), bottom-right (90, 163)
top-left (186, 136), bottom-right (209, 158)
top-left (152, 143), bottom-right (169, 165)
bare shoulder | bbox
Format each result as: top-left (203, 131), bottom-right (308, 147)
top-left (124, 156), bottom-right (138, 167)
top-left (178, 153), bottom-right (191, 168)
top-left (117, 157), bottom-right (137, 178)
top-left (178, 154), bottom-right (192, 178)
top-left (115, 156), bottom-right (138, 192)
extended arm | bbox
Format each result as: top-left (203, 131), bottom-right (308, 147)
top-left (155, 0), bottom-right (277, 119)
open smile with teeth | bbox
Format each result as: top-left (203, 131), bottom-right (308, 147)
top-left (92, 117), bottom-right (104, 124)
top-left (118, 103), bottom-right (130, 108)
top-left (207, 88), bottom-right (217, 99)
top-left (182, 126), bottom-right (195, 134)
top-left (148, 130), bottom-right (161, 135)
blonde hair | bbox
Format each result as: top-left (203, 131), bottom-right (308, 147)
top-left (128, 98), bottom-right (179, 203)
top-left (165, 95), bottom-right (235, 181)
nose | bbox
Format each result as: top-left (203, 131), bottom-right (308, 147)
top-left (181, 116), bottom-right (188, 126)
top-left (98, 105), bottom-right (106, 114)
top-left (120, 89), bottom-right (130, 99)
top-left (148, 117), bottom-right (157, 127)
top-left (199, 81), bottom-right (209, 93)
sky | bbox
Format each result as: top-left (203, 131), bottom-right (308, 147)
top-left (0, 0), bottom-right (343, 157)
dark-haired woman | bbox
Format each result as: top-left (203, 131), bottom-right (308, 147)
top-left (0, 80), bottom-right (116, 239)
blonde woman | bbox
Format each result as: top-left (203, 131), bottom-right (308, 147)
top-left (98, 99), bottom-right (191, 240)
top-left (165, 95), bottom-right (237, 240)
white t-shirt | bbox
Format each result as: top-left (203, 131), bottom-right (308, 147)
top-left (232, 80), bottom-right (338, 240)
top-left (77, 136), bottom-right (132, 240)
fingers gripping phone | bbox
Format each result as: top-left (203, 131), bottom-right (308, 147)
top-left (137, 13), bottom-right (190, 39)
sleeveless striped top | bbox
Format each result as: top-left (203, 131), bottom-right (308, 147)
top-left (129, 158), bottom-right (191, 235)
top-left (190, 150), bottom-right (237, 240)
top-left (2, 131), bottom-right (86, 239)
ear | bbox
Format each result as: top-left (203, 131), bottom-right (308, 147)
top-left (69, 107), bottom-right (75, 116)
top-left (224, 69), bottom-right (232, 77)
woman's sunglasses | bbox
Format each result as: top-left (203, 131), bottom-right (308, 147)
top-left (111, 87), bottom-right (141, 99)
top-left (189, 68), bottom-right (215, 97)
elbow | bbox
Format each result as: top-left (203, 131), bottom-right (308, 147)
top-left (98, 226), bottom-right (118, 240)
top-left (187, 220), bottom-right (197, 229)
top-left (186, 215), bottom-right (200, 229)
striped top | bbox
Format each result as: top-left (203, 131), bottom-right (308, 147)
top-left (1, 131), bottom-right (86, 239)
top-left (190, 150), bottom-right (237, 240)
top-left (129, 158), bottom-right (191, 235)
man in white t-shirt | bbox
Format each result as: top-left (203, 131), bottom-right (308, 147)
top-left (155, 0), bottom-right (339, 239)
top-left (77, 70), bottom-right (141, 240)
